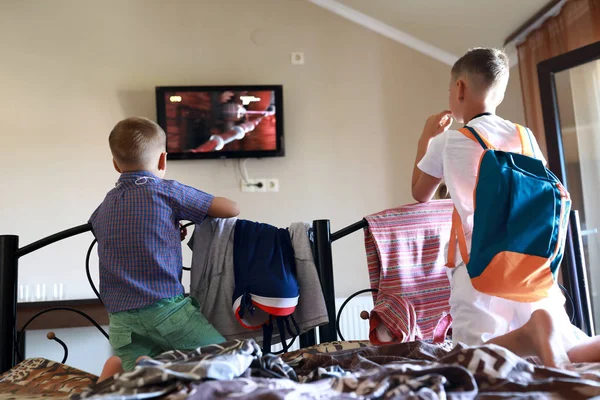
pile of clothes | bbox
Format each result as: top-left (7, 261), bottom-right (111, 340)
top-left (188, 219), bottom-right (328, 348)
top-left (76, 338), bottom-right (600, 399)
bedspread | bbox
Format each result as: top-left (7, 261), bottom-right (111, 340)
top-left (73, 339), bottom-right (600, 399)
top-left (0, 358), bottom-right (96, 399)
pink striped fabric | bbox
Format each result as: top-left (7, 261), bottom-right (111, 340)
top-left (364, 200), bottom-right (453, 344)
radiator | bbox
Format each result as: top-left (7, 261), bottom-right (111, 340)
top-left (334, 295), bottom-right (374, 341)
top-left (271, 295), bottom-right (374, 352)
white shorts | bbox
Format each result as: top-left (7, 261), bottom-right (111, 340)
top-left (448, 264), bottom-right (588, 351)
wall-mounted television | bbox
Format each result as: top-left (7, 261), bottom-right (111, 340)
top-left (156, 85), bottom-right (284, 160)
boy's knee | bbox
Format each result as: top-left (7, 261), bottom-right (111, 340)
top-left (98, 356), bottom-right (124, 383)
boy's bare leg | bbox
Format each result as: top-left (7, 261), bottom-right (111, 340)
top-left (97, 356), bottom-right (123, 383)
top-left (568, 336), bottom-right (600, 363)
top-left (485, 309), bottom-right (569, 368)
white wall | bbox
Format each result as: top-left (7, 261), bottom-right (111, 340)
top-left (24, 326), bottom-right (111, 376)
top-left (0, 0), bottom-right (454, 300)
top-left (1, 0), bottom-right (526, 373)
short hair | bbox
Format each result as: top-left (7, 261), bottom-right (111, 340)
top-left (109, 117), bottom-right (166, 167)
top-left (451, 48), bottom-right (509, 93)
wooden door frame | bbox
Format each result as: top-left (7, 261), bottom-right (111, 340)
top-left (538, 40), bottom-right (600, 336)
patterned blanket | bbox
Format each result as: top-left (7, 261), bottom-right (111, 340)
top-left (73, 339), bottom-right (600, 399)
top-left (0, 358), bottom-right (97, 399)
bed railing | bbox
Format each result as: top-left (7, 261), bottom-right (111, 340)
top-left (0, 224), bottom-right (93, 373)
top-left (1, 210), bottom-right (591, 374)
top-left (0, 235), bottom-right (19, 373)
top-left (307, 219), bottom-right (367, 346)
top-left (0, 220), bottom-right (354, 374)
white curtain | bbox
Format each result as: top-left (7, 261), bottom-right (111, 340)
top-left (569, 60), bottom-right (600, 326)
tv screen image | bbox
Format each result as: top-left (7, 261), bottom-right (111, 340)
top-left (156, 85), bottom-right (284, 160)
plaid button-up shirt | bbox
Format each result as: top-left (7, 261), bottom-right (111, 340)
top-left (90, 171), bottom-right (213, 313)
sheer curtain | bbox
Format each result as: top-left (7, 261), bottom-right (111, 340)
top-left (569, 61), bottom-right (600, 321)
top-left (517, 0), bottom-right (600, 154)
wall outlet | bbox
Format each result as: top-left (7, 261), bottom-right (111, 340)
top-left (241, 179), bottom-right (267, 193)
top-left (255, 179), bottom-right (267, 193)
top-left (241, 179), bottom-right (256, 192)
top-left (291, 52), bottom-right (304, 65)
top-left (241, 179), bottom-right (276, 192)
top-left (266, 179), bottom-right (279, 192)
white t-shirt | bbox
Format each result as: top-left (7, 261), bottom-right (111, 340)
top-left (417, 114), bottom-right (546, 257)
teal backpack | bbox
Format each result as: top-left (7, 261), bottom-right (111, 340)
top-left (446, 124), bottom-right (571, 302)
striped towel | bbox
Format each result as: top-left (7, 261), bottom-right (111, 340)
top-left (364, 200), bottom-right (453, 344)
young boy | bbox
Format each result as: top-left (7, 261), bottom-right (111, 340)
top-left (90, 117), bottom-right (240, 371)
top-left (412, 48), bottom-right (600, 368)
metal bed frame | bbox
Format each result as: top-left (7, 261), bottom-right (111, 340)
top-left (0, 212), bottom-right (592, 374)
top-left (0, 218), bottom-right (371, 374)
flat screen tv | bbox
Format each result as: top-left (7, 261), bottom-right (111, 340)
top-left (156, 85), bottom-right (284, 160)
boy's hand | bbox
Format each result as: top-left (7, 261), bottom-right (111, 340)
top-left (421, 110), bottom-right (453, 140)
top-left (411, 111), bottom-right (449, 203)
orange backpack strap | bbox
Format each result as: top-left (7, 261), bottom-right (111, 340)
top-left (515, 124), bottom-right (535, 157)
top-left (458, 127), bottom-right (496, 150)
top-left (446, 208), bottom-right (470, 268)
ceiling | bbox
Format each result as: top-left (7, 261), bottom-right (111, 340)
top-left (336, 0), bottom-right (550, 57)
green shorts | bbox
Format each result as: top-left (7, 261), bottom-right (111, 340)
top-left (109, 295), bottom-right (225, 371)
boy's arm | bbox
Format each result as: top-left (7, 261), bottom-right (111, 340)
top-left (88, 206), bottom-right (100, 236)
top-left (208, 197), bottom-right (240, 218)
top-left (412, 139), bottom-right (442, 203)
top-left (171, 182), bottom-right (239, 224)
top-left (412, 111), bottom-right (452, 203)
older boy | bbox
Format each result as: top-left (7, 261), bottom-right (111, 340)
top-left (412, 48), bottom-right (599, 368)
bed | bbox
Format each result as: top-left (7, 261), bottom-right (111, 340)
top-left (6, 340), bottom-right (600, 399)
top-left (0, 358), bottom-right (96, 399)
top-left (0, 211), bottom-right (598, 399)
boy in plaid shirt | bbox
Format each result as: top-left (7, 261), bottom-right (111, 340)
top-left (90, 117), bottom-right (239, 370)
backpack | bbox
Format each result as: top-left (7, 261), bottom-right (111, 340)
top-left (446, 124), bottom-right (571, 302)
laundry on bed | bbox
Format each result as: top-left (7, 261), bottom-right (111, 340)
top-left (365, 200), bottom-right (454, 344)
top-left (189, 218), bottom-right (241, 340)
top-left (287, 222), bottom-right (329, 334)
top-left (233, 219), bottom-right (299, 351)
top-left (72, 340), bottom-right (296, 399)
top-left (188, 218), bottom-right (328, 345)
top-left (73, 339), bottom-right (600, 399)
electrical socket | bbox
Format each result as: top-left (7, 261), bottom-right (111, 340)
top-left (255, 179), bottom-right (267, 193)
top-left (240, 178), bottom-right (277, 193)
top-left (267, 179), bottom-right (279, 192)
top-left (241, 179), bottom-right (256, 193)
top-left (291, 52), bottom-right (305, 65)
top-left (241, 179), bottom-right (268, 193)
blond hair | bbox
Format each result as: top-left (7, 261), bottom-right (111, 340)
top-left (451, 48), bottom-right (509, 95)
top-left (109, 117), bottom-right (166, 168)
